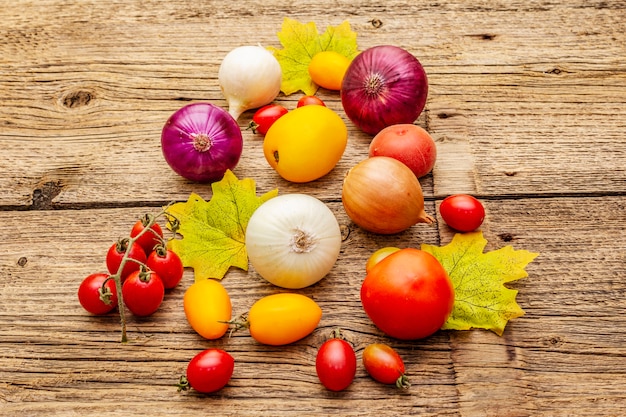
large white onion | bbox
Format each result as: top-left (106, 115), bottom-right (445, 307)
top-left (245, 194), bottom-right (342, 289)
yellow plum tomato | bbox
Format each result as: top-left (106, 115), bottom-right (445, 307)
top-left (247, 293), bottom-right (322, 346)
top-left (263, 105), bottom-right (348, 183)
top-left (184, 279), bottom-right (232, 340)
top-left (308, 51), bottom-right (352, 91)
top-left (369, 124), bottom-right (437, 178)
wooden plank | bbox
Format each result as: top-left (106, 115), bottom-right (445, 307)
top-left (1, 0), bottom-right (625, 416)
top-left (1, 0), bottom-right (624, 207)
top-left (1, 196), bottom-right (624, 416)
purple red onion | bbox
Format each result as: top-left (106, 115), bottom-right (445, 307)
top-left (341, 45), bottom-right (429, 136)
top-left (161, 102), bottom-right (243, 183)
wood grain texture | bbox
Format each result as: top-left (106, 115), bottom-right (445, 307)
top-left (1, 0), bottom-right (625, 416)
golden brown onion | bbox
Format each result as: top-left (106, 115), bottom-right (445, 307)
top-left (341, 156), bottom-right (434, 234)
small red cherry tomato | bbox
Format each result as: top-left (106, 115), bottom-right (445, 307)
top-left (185, 349), bottom-right (235, 394)
top-left (78, 273), bottom-right (118, 315)
top-left (122, 269), bottom-right (164, 316)
top-left (249, 104), bottom-right (288, 135)
top-left (439, 194), bottom-right (485, 232)
top-left (130, 216), bottom-right (164, 255)
top-left (297, 95), bottom-right (326, 108)
top-left (106, 238), bottom-right (147, 281)
top-left (362, 343), bottom-right (410, 389)
top-left (146, 245), bottom-right (184, 289)
top-left (315, 331), bottom-right (357, 391)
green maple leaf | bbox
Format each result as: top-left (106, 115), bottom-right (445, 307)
top-left (268, 18), bottom-right (359, 96)
top-left (422, 232), bottom-right (539, 336)
top-left (165, 170), bottom-right (278, 281)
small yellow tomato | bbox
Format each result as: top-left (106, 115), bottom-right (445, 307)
top-left (365, 247), bottom-right (401, 274)
top-left (248, 293), bottom-right (322, 346)
top-left (183, 279), bottom-right (232, 340)
top-left (308, 51), bottom-right (352, 91)
top-left (263, 105), bottom-right (348, 183)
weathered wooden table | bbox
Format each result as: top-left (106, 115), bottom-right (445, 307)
top-left (1, 1), bottom-right (624, 416)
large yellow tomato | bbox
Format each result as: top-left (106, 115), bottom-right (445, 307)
top-left (263, 105), bottom-right (348, 183)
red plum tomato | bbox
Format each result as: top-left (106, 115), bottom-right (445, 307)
top-left (186, 349), bottom-right (234, 394)
top-left (249, 104), bottom-right (288, 135)
top-left (78, 273), bottom-right (118, 315)
top-left (439, 194), bottom-right (485, 232)
top-left (369, 124), bottom-right (437, 178)
top-left (362, 343), bottom-right (410, 388)
top-left (360, 248), bottom-right (454, 340)
top-left (297, 95), bottom-right (326, 107)
top-left (316, 335), bottom-right (357, 391)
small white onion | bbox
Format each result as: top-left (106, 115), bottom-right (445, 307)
top-left (245, 194), bottom-right (342, 289)
top-left (218, 45), bottom-right (282, 120)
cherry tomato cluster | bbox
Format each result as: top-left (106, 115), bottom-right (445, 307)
top-left (248, 95), bottom-right (326, 136)
top-left (315, 330), bottom-right (410, 391)
top-left (78, 215), bottom-right (183, 318)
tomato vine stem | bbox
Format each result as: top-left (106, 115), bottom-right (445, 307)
top-left (101, 201), bottom-right (178, 343)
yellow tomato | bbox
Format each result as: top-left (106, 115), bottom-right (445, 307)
top-left (183, 279), bottom-right (232, 340)
top-left (365, 247), bottom-right (401, 274)
top-left (248, 293), bottom-right (322, 346)
top-left (308, 51), bottom-right (352, 91)
top-left (263, 105), bottom-right (348, 183)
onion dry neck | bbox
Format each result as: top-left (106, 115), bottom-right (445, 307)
top-left (289, 229), bottom-right (317, 253)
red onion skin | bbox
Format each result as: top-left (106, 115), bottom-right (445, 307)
top-left (341, 45), bottom-right (428, 136)
top-left (161, 102), bottom-right (243, 183)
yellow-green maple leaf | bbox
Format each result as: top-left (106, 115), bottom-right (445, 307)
top-left (165, 170), bottom-right (278, 281)
top-left (268, 18), bottom-right (359, 96)
top-left (422, 232), bottom-right (539, 336)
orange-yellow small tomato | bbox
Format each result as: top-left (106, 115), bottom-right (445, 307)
top-left (365, 247), bottom-right (401, 274)
top-left (308, 51), bottom-right (352, 91)
top-left (247, 293), bottom-right (322, 346)
top-left (184, 279), bottom-right (232, 340)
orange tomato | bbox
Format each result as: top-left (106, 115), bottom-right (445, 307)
top-left (183, 279), bottom-right (232, 340)
top-left (308, 51), bottom-right (352, 91)
top-left (247, 293), bottom-right (322, 345)
top-left (263, 105), bottom-right (348, 183)
top-left (365, 247), bottom-right (401, 274)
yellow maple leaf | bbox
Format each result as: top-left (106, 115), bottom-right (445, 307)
top-left (268, 18), bottom-right (359, 96)
top-left (422, 232), bottom-right (539, 336)
top-left (165, 170), bottom-right (278, 281)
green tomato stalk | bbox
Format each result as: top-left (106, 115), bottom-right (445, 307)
top-left (101, 202), bottom-right (179, 343)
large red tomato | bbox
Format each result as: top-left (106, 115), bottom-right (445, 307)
top-left (360, 248), bottom-right (454, 340)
